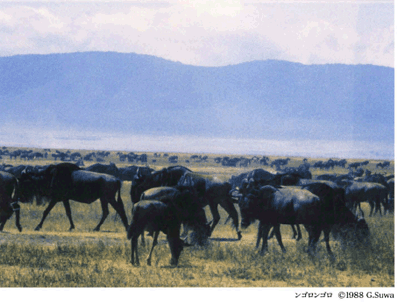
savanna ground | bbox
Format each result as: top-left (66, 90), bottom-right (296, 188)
top-left (0, 148), bottom-right (394, 288)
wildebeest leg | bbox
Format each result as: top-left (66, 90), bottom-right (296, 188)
top-left (322, 226), bottom-right (334, 259)
top-left (14, 208), bottom-right (22, 232)
top-left (259, 224), bottom-right (272, 255)
top-left (256, 222), bottom-right (263, 248)
top-left (62, 200), bottom-right (75, 231)
top-left (167, 226), bottom-right (184, 266)
top-left (273, 224), bottom-right (286, 253)
top-left (35, 200), bottom-right (58, 231)
top-left (267, 228), bottom-right (274, 239)
top-left (290, 224), bottom-right (297, 239)
top-left (295, 224), bottom-right (302, 241)
top-left (140, 232), bottom-right (146, 246)
top-left (220, 198), bottom-right (242, 240)
top-left (146, 230), bottom-right (159, 266)
top-left (208, 201), bottom-right (220, 236)
top-left (367, 201), bottom-right (374, 217)
top-left (108, 195), bottom-right (129, 230)
top-left (0, 217), bottom-right (7, 231)
top-left (130, 236), bottom-right (140, 266)
top-left (374, 198), bottom-right (382, 216)
top-left (180, 223), bottom-right (189, 239)
top-left (93, 198), bottom-right (109, 231)
top-left (9, 202), bottom-right (22, 232)
top-left (307, 226), bottom-right (322, 256)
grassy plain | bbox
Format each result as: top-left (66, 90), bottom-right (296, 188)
top-left (0, 148), bottom-right (394, 287)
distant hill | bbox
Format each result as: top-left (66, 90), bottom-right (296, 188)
top-left (0, 51), bottom-right (393, 146)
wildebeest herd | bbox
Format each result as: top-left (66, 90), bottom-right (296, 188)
top-left (0, 161), bottom-right (394, 266)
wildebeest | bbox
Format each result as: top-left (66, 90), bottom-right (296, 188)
top-left (130, 165), bottom-right (191, 203)
top-left (385, 178), bottom-right (394, 213)
top-left (178, 172), bottom-right (242, 240)
top-left (139, 186), bottom-right (211, 245)
top-left (236, 177), bottom-right (302, 243)
top-left (229, 168), bottom-right (311, 192)
top-left (18, 163), bottom-right (129, 231)
top-left (118, 166), bottom-right (153, 181)
top-left (238, 185), bottom-right (369, 256)
top-left (239, 186), bottom-right (321, 255)
top-left (299, 181), bottom-right (369, 249)
top-left (127, 200), bottom-right (184, 266)
top-left (0, 171), bottom-right (22, 232)
top-left (84, 162), bottom-right (120, 178)
top-left (344, 181), bottom-right (389, 216)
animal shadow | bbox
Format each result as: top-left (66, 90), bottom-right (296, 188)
top-left (209, 237), bottom-right (240, 242)
top-left (160, 264), bottom-right (197, 269)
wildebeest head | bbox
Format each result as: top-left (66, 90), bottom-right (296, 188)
top-left (354, 217), bottom-right (371, 242)
top-left (169, 238), bottom-right (185, 266)
top-left (130, 173), bottom-right (147, 203)
top-left (17, 169), bottom-right (39, 203)
top-left (0, 186), bottom-right (18, 226)
top-left (238, 185), bottom-right (276, 229)
top-left (331, 215), bottom-right (371, 248)
top-left (171, 186), bottom-right (211, 245)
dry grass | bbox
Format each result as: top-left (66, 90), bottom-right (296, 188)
top-left (0, 147), bottom-right (394, 287)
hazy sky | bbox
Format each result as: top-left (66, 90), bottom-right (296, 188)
top-left (0, 0), bottom-right (394, 67)
top-left (0, 0), bottom-right (394, 159)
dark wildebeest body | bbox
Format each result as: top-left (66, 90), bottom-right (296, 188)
top-left (229, 168), bottom-right (311, 191)
top-left (299, 182), bottom-right (370, 251)
top-left (6, 165), bottom-right (34, 178)
top-left (118, 166), bottom-right (153, 181)
top-left (239, 186), bottom-right (321, 255)
top-left (237, 178), bottom-right (302, 244)
top-left (0, 171), bottom-right (22, 232)
top-left (239, 185), bottom-right (369, 256)
top-left (345, 181), bottom-right (389, 216)
top-left (127, 200), bottom-right (184, 266)
top-left (138, 186), bottom-right (211, 245)
top-left (179, 172), bottom-right (242, 240)
top-left (266, 182), bottom-right (369, 253)
top-left (130, 166), bottom-right (191, 204)
top-left (385, 178), bottom-right (394, 214)
top-left (85, 162), bottom-right (120, 179)
top-left (18, 163), bottom-right (129, 231)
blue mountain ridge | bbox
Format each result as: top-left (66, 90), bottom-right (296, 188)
top-left (0, 51), bottom-right (393, 145)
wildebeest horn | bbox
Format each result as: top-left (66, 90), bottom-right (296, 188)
top-left (229, 188), bottom-right (240, 195)
top-left (21, 167), bottom-right (31, 176)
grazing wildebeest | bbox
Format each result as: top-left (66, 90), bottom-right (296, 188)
top-left (139, 186), bottom-right (211, 245)
top-left (127, 200), bottom-right (184, 266)
top-left (18, 163), bottom-right (129, 231)
top-left (235, 178), bottom-right (302, 243)
top-left (178, 172), bottom-right (242, 240)
top-left (238, 185), bottom-right (369, 256)
top-left (344, 181), bottom-right (389, 216)
top-left (0, 171), bottom-right (22, 232)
